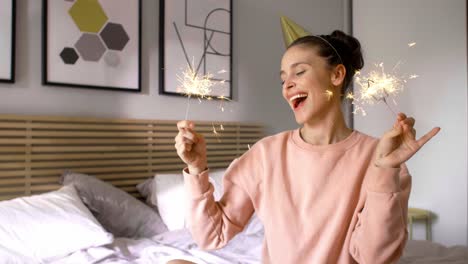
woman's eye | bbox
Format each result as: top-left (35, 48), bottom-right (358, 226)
top-left (296, 70), bottom-right (305, 76)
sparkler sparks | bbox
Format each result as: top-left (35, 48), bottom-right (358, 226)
top-left (177, 66), bottom-right (214, 98)
top-left (345, 41), bottom-right (420, 116)
top-left (350, 62), bottom-right (418, 116)
top-left (177, 65), bottom-right (215, 120)
top-left (217, 95), bottom-right (232, 112)
top-left (355, 63), bottom-right (404, 105)
top-left (212, 122), bottom-right (225, 143)
top-left (176, 63), bottom-right (231, 140)
top-left (324, 90), bottom-right (334, 101)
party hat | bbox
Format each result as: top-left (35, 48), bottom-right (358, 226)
top-left (280, 16), bottom-right (310, 47)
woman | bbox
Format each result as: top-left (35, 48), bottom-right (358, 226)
top-left (172, 30), bottom-right (440, 263)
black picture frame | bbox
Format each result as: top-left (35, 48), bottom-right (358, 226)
top-left (0, 0), bottom-right (16, 83)
top-left (42, 0), bottom-right (142, 92)
top-left (159, 0), bottom-right (233, 99)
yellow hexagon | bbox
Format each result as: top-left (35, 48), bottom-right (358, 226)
top-left (69, 0), bottom-right (108, 33)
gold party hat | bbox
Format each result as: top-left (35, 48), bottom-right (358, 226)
top-left (280, 16), bottom-right (311, 47)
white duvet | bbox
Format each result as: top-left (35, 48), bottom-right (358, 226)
top-left (51, 234), bottom-right (468, 264)
top-left (48, 227), bottom-right (263, 264)
top-left (3, 226), bottom-right (467, 264)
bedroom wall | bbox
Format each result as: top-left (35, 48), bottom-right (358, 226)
top-left (0, 0), bottom-right (344, 135)
top-left (353, 0), bottom-right (468, 246)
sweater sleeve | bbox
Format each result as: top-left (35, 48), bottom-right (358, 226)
top-left (183, 149), bottom-right (261, 250)
top-left (349, 163), bottom-right (412, 264)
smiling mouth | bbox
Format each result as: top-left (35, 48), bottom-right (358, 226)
top-left (290, 93), bottom-right (308, 109)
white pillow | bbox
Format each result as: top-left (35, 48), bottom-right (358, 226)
top-left (154, 169), bottom-right (225, 231)
top-left (0, 185), bottom-right (113, 262)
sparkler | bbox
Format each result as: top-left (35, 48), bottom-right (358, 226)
top-left (324, 90), bottom-right (334, 101)
top-left (211, 122), bottom-right (225, 143)
top-left (177, 65), bottom-right (214, 120)
top-left (347, 42), bottom-right (419, 116)
top-left (353, 63), bottom-right (402, 116)
top-left (216, 95), bottom-right (232, 113)
top-left (176, 64), bottom-right (232, 141)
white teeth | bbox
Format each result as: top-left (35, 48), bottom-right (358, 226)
top-left (289, 93), bottom-right (308, 102)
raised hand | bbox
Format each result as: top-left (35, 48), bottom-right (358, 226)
top-left (174, 120), bottom-right (208, 175)
top-left (374, 113), bottom-right (440, 169)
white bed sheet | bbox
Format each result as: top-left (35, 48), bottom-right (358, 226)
top-left (50, 228), bottom-right (263, 264)
top-left (6, 225), bottom-right (467, 264)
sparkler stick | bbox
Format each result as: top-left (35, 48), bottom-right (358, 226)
top-left (184, 95), bottom-right (192, 121)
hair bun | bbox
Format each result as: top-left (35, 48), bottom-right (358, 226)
top-left (330, 30), bottom-right (364, 72)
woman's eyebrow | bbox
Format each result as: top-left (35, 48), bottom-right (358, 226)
top-left (280, 62), bottom-right (310, 77)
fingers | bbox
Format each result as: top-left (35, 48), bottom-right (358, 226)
top-left (402, 117), bottom-right (415, 127)
top-left (174, 129), bottom-right (203, 155)
top-left (178, 129), bottom-right (198, 143)
top-left (393, 113), bottom-right (406, 128)
top-left (397, 112), bottom-right (406, 120)
top-left (394, 113), bottom-right (414, 127)
top-left (394, 114), bottom-right (416, 139)
top-left (177, 120), bottom-right (195, 130)
top-left (175, 140), bottom-right (193, 159)
top-left (174, 130), bottom-right (198, 153)
top-left (416, 127), bottom-right (441, 147)
top-left (176, 120), bottom-right (199, 144)
top-left (174, 121), bottom-right (204, 155)
top-left (384, 124), bottom-right (403, 139)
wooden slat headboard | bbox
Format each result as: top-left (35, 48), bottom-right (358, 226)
top-left (0, 114), bottom-right (263, 201)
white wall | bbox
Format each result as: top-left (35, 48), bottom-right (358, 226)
top-left (0, 0), bottom-right (343, 135)
top-left (353, 0), bottom-right (467, 246)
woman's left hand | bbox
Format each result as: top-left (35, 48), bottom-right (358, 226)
top-left (374, 113), bottom-right (440, 168)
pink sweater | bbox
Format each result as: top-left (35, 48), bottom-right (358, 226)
top-left (183, 129), bottom-right (411, 264)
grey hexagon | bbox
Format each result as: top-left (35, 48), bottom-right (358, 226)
top-left (74, 33), bottom-right (106, 62)
top-left (59, 47), bottom-right (79, 64)
top-left (104, 51), bottom-right (121, 67)
top-left (99, 22), bottom-right (130, 51)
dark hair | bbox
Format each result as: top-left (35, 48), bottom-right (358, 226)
top-left (288, 30), bottom-right (364, 94)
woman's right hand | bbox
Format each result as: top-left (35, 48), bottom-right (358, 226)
top-left (175, 120), bottom-right (208, 175)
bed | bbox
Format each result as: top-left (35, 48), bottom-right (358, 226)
top-left (0, 114), bottom-right (466, 264)
top-left (0, 114), bottom-right (264, 263)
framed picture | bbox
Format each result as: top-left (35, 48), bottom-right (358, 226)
top-left (42, 0), bottom-right (141, 92)
top-left (0, 0), bottom-right (16, 83)
top-left (159, 0), bottom-right (233, 99)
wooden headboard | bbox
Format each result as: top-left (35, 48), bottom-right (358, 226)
top-left (0, 114), bottom-right (263, 201)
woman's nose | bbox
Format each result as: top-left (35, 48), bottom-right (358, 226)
top-left (284, 79), bottom-right (295, 89)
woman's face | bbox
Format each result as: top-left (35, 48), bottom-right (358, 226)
top-left (280, 45), bottom-right (337, 125)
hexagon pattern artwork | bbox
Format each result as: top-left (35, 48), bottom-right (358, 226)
top-left (60, 0), bottom-right (131, 65)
